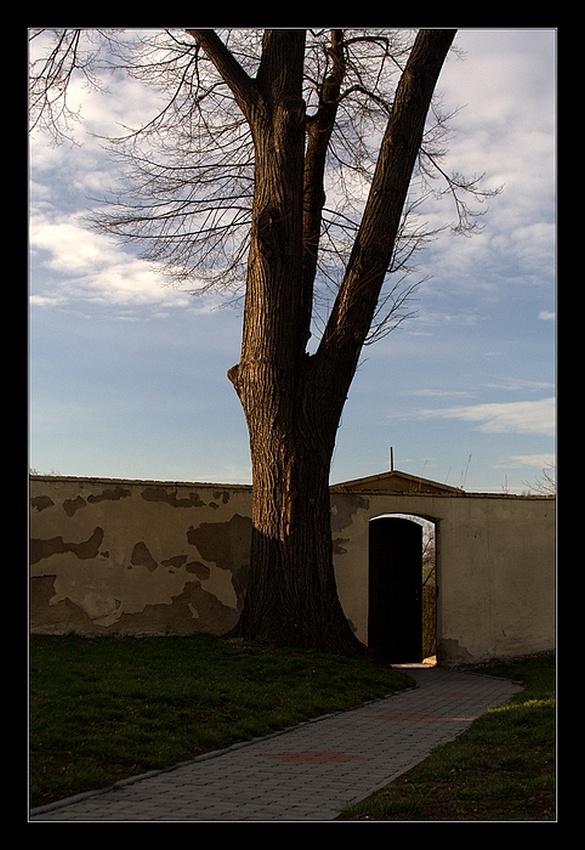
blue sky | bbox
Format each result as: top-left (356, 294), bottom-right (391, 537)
top-left (29, 28), bottom-right (556, 494)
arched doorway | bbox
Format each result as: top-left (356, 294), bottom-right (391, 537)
top-left (368, 515), bottom-right (436, 664)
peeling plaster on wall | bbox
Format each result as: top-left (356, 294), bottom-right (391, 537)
top-left (161, 554), bottom-right (188, 569)
top-left (82, 593), bottom-right (123, 624)
top-left (87, 487), bottom-right (131, 503)
top-left (58, 487), bottom-right (133, 518)
top-left (48, 560), bottom-right (211, 628)
top-left (213, 490), bottom-right (231, 505)
top-left (34, 568), bottom-right (239, 635)
top-left (201, 567), bottom-right (239, 610)
top-left (130, 541), bottom-right (158, 572)
top-left (107, 580), bottom-right (239, 636)
top-left (141, 485), bottom-right (207, 508)
top-left (30, 527), bottom-right (105, 564)
top-left (185, 562), bottom-right (211, 580)
top-left (330, 495), bottom-right (370, 532)
top-left (30, 575), bottom-right (106, 635)
top-left (331, 495), bottom-right (369, 560)
top-left (31, 495), bottom-right (54, 512)
top-left (159, 555), bottom-right (211, 581)
top-left (438, 638), bottom-right (474, 665)
top-left (63, 496), bottom-right (87, 517)
top-left (187, 514), bottom-right (252, 571)
top-left (187, 514), bottom-right (252, 607)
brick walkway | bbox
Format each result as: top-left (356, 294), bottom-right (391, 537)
top-left (30, 666), bottom-right (523, 822)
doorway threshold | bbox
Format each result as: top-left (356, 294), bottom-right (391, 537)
top-left (392, 656), bottom-right (437, 669)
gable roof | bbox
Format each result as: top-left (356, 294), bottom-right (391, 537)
top-left (332, 469), bottom-right (464, 495)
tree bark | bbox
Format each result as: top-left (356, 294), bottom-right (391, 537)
top-left (230, 376), bottom-right (361, 653)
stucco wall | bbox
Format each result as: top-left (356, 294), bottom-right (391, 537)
top-left (30, 477), bottom-right (253, 637)
top-left (329, 488), bottom-right (556, 665)
top-left (29, 476), bottom-right (555, 665)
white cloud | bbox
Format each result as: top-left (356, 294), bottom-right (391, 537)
top-left (31, 216), bottom-right (108, 274)
top-left (506, 453), bottom-right (556, 469)
top-left (408, 388), bottom-right (472, 399)
top-left (486, 377), bottom-right (554, 392)
top-left (29, 211), bottom-right (201, 309)
top-left (422, 397), bottom-right (555, 436)
top-left (422, 29), bottom-right (556, 296)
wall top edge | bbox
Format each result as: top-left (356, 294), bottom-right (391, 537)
top-left (329, 485), bottom-right (555, 500)
top-left (28, 474), bottom-right (253, 491)
top-left (28, 475), bottom-right (554, 501)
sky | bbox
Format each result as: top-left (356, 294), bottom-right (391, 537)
top-left (29, 28), bottom-right (556, 494)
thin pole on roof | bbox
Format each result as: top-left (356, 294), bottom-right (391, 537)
top-left (460, 454), bottom-right (472, 489)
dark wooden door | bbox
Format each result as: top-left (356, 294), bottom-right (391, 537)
top-left (368, 517), bottom-right (423, 663)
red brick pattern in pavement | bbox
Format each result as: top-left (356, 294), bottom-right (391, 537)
top-left (259, 751), bottom-right (369, 764)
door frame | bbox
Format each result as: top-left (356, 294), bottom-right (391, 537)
top-left (368, 513), bottom-right (437, 663)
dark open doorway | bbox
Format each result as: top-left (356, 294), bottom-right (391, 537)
top-left (368, 515), bottom-right (436, 664)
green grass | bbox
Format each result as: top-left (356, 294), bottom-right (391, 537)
top-left (338, 653), bottom-right (556, 821)
top-left (30, 633), bottom-right (414, 809)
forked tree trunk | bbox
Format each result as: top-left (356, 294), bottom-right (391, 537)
top-left (223, 31), bottom-right (366, 653)
top-left (192, 28), bottom-right (456, 654)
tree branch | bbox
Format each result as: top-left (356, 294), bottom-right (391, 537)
top-left (186, 29), bottom-right (259, 119)
top-left (316, 29), bottom-right (456, 381)
top-left (301, 30), bottom-right (346, 348)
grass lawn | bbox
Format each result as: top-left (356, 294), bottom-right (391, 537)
top-left (29, 633), bottom-right (414, 809)
top-left (338, 653), bottom-right (556, 821)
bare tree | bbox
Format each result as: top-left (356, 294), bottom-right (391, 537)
top-left (29, 28), bottom-right (493, 654)
top-left (523, 465), bottom-right (556, 496)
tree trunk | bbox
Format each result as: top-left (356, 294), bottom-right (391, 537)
top-left (193, 28), bottom-right (456, 654)
top-left (229, 352), bottom-right (364, 653)
top-left (220, 31), bottom-right (366, 654)
top-left (231, 424), bottom-right (363, 653)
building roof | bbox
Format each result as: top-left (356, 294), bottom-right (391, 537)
top-left (332, 469), bottom-right (464, 495)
